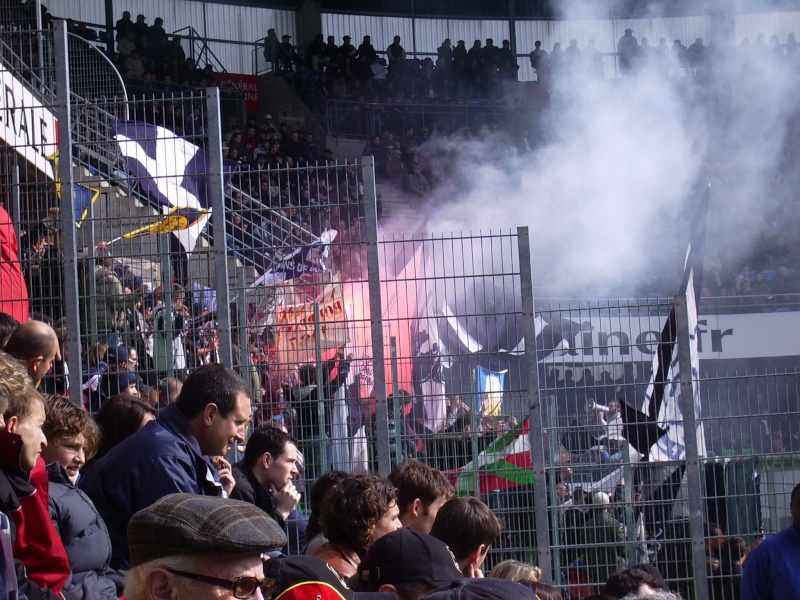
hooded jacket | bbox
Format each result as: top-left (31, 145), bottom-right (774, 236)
top-left (0, 205), bottom-right (29, 323)
top-left (0, 431), bottom-right (71, 599)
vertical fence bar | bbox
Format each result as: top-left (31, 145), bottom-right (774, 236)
top-left (11, 165), bottom-right (21, 245)
top-left (205, 86), bottom-right (233, 367)
top-left (314, 302), bottom-right (328, 474)
top-left (53, 20), bottom-right (83, 401)
top-left (518, 226), bottom-right (552, 582)
top-left (676, 291), bottom-right (710, 600)
top-left (363, 155), bottom-right (391, 476)
top-left (390, 336), bottom-right (401, 466)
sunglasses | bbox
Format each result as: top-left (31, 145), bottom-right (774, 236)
top-left (166, 568), bottom-right (276, 599)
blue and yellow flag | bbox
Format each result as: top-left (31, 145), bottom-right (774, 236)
top-left (47, 152), bottom-right (100, 228)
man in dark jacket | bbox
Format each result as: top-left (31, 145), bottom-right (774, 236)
top-left (79, 363), bottom-right (252, 569)
top-left (230, 426), bottom-right (307, 555)
top-left (283, 350), bottom-right (351, 481)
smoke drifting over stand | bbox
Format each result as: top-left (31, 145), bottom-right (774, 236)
top-left (418, 10), bottom-right (800, 298)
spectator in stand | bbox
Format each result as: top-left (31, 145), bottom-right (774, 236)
top-left (426, 579), bottom-right (537, 600)
top-left (751, 271), bottom-right (770, 295)
top-left (263, 28), bottom-right (279, 70)
top-left (302, 469), bottom-right (348, 555)
top-left (671, 39), bottom-right (689, 73)
top-left (3, 320), bottom-right (60, 389)
top-left (350, 529), bottom-right (464, 598)
top-left (278, 34), bottom-right (298, 71)
top-left (123, 494), bottom-right (286, 600)
top-left (430, 496), bottom-right (502, 578)
top-left (340, 35), bottom-right (357, 61)
top-left (403, 164), bottom-right (430, 197)
top-left (283, 350), bottom-right (351, 481)
top-left (132, 14), bottom-right (149, 41)
top-left (490, 559), bottom-right (542, 587)
top-left (687, 37), bottom-right (707, 77)
top-left (230, 426), bottom-right (307, 555)
top-left (102, 371), bottom-right (140, 400)
top-left (79, 363), bottom-right (250, 568)
top-left (307, 33), bottom-right (324, 71)
top-left (711, 536), bottom-right (745, 600)
top-left (600, 567), bottom-right (663, 598)
top-left (617, 28), bottom-right (639, 75)
top-left (385, 146), bottom-right (408, 183)
top-left (313, 473), bottom-right (401, 578)
top-left (0, 313), bottom-right (18, 349)
top-left (0, 375), bottom-right (72, 598)
top-left (529, 40), bottom-right (548, 78)
top-left (117, 30), bottom-right (137, 55)
top-left (86, 246), bottom-right (137, 346)
top-left (150, 17), bottom-right (166, 42)
top-left (577, 492), bottom-right (626, 585)
top-left (387, 459), bottom-right (454, 534)
top-left (115, 11), bottom-right (133, 41)
top-left (387, 36), bottom-right (406, 75)
top-left (151, 284), bottom-right (191, 378)
top-left (769, 266), bottom-right (796, 304)
top-left (741, 482), bottom-right (800, 600)
top-left (90, 395), bottom-right (156, 463)
top-left (358, 35), bottom-right (377, 62)
top-left (438, 38), bottom-right (453, 64)
top-left (41, 395), bottom-right (121, 599)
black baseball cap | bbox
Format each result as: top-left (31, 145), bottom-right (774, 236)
top-left (351, 529), bottom-right (463, 591)
top-left (423, 578), bottom-right (537, 600)
top-left (264, 555), bottom-right (395, 600)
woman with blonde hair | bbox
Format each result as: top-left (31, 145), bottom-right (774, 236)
top-left (490, 559), bottom-right (542, 587)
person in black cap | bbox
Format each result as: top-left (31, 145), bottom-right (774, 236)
top-left (104, 371), bottom-right (140, 399)
top-left (350, 529), bottom-right (463, 599)
top-left (264, 555), bottom-right (394, 600)
top-left (124, 493), bottom-right (287, 600)
top-left (422, 578), bottom-right (536, 600)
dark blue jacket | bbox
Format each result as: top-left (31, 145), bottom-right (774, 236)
top-left (741, 524), bottom-right (800, 600)
top-left (47, 464), bottom-right (120, 599)
top-left (79, 403), bottom-right (222, 569)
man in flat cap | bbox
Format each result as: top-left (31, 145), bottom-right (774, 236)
top-left (124, 493), bottom-right (287, 600)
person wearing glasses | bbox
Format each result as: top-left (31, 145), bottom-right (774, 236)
top-left (124, 493), bottom-right (286, 600)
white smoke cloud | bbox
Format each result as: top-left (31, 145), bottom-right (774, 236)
top-left (419, 15), bottom-right (800, 298)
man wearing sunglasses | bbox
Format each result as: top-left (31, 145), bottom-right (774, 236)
top-left (124, 493), bottom-right (287, 600)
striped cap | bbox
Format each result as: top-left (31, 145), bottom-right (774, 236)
top-left (128, 493), bottom-right (287, 566)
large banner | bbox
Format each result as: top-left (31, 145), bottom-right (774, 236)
top-left (274, 282), bottom-right (350, 366)
top-left (537, 310), bottom-right (800, 364)
top-left (0, 69), bottom-right (58, 177)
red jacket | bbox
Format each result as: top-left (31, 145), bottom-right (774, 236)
top-left (0, 205), bottom-right (29, 322)
top-left (0, 431), bottom-right (70, 593)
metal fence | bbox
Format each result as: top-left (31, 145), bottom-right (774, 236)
top-left (1, 21), bottom-right (799, 600)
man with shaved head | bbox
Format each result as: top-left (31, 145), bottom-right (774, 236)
top-left (3, 320), bottom-right (60, 387)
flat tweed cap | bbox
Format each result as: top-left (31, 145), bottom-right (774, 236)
top-left (128, 493), bottom-right (287, 566)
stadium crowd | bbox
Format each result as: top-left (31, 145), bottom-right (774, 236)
top-left (1, 323), bottom-right (786, 599)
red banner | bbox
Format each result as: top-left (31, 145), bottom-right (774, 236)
top-left (214, 73), bottom-right (260, 113)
